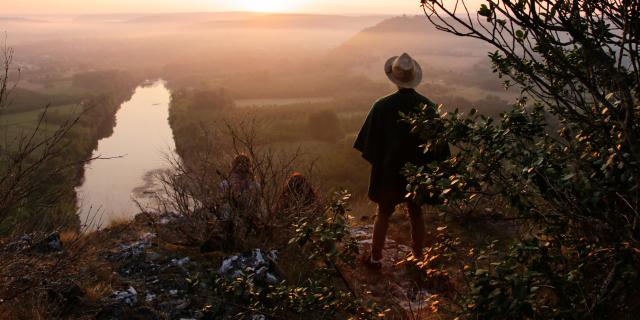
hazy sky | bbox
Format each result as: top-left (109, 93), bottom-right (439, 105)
top-left (2, 0), bottom-right (482, 15)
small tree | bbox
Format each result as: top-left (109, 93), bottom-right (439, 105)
top-left (406, 1), bottom-right (640, 318)
top-left (307, 109), bottom-right (345, 142)
top-left (0, 41), bottom-right (13, 110)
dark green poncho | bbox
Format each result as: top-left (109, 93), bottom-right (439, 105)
top-left (354, 88), bottom-right (449, 204)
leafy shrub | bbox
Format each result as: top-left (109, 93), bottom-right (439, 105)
top-left (409, 0), bottom-right (640, 318)
top-left (209, 191), bottom-right (385, 319)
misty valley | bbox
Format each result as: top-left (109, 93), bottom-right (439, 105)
top-left (1, 2), bottom-right (639, 320)
top-left (2, 13), bottom-right (512, 231)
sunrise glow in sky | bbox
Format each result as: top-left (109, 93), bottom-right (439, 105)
top-left (3, 0), bottom-right (444, 15)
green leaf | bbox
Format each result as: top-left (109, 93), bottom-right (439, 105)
top-left (478, 4), bottom-right (492, 17)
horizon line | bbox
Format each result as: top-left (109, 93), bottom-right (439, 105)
top-left (0, 10), bottom-right (417, 17)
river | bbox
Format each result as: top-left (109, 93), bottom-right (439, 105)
top-left (76, 80), bottom-right (176, 229)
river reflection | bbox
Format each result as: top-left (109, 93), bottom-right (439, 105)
top-left (76, 80), bottom-right (175, 229)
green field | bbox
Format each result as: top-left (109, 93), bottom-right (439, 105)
top-left (0, 103), bottom-right (82, 149)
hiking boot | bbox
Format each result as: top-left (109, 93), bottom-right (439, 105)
top-left (358, 254), bottom-right (382, 271)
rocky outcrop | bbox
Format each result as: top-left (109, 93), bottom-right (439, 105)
top-left (219, 249), bottom-right (281, 285)
top-left (32, 232), bottom-right (64, 253)
top-left (2, 232), bottom-right (63, 253)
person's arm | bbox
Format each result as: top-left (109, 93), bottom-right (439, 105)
top-left (354, 102), bottom-right (383, 164)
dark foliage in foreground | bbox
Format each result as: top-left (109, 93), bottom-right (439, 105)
top-left (407, 0), bottom-right (640, 318)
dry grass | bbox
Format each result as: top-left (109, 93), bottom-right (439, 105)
top-left (84, 282), bottom-right (113, 303)
top-left (0, 223), bottom-right (136, 319)
top-left (59, 230), bottom-right (80, 243)
top-left (107, 216), bottom-right (133, 229)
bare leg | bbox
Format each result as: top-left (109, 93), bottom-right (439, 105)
top-left (371, 201), bottom-right (395, 261)
top-left (407, 201), bottom-right (425, 258)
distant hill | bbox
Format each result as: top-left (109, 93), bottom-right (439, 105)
top-left (70, 13), bottom-right (142, 22)
top-left (122, 12), bottom-right (262, 24)
top-left (358, 15), bottom-right (440, 34)
top-left (0, 16), bottom-right (47, 23)
top-left (328, 15), bottom-right (491, 72)
top-left (326, 15), bottom-right (512, 103)
top-left (111, 12), bottom-right (388, 31)
top-left (196, 13), bottom-right (389, 30)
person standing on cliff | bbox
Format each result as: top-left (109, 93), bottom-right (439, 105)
top-left (354, 53), bottom-right (450, 270)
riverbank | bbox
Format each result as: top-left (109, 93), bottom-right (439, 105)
top-left (76, 80), bottom-right (176, 229)
top-left (0, 71), bottom-right (141, 235)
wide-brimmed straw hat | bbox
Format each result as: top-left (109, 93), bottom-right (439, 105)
top-left (384, 53), bottom-right (422, 88)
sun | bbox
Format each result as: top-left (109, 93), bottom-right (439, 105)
top-left (238, 0), bottom-right (299, 12)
